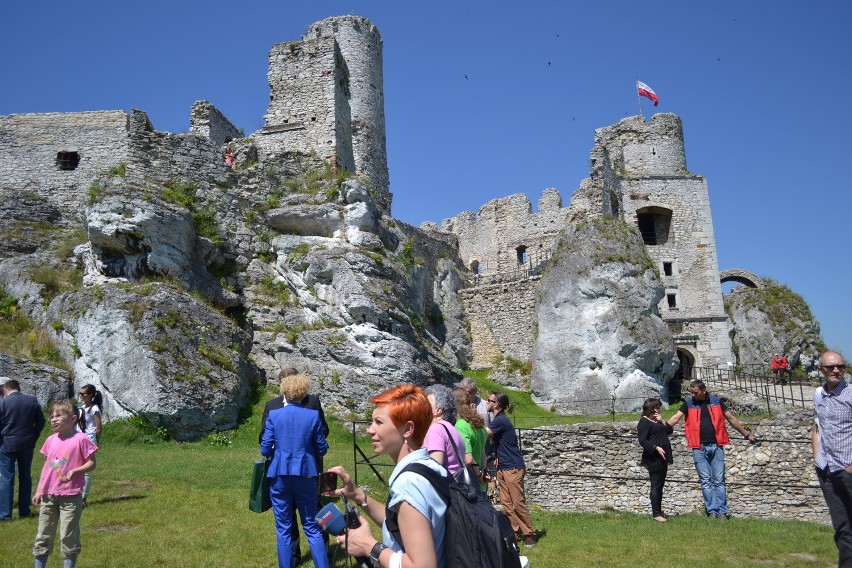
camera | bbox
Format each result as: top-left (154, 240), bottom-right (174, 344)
top-left (319, 471), bottom-right (339, 494)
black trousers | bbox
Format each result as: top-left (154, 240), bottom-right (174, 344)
top-left (817, 467), bottom-right (852, 568)
top-left (645, 460), bottom-right (668, 517)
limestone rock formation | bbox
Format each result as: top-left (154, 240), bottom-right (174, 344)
top-left (0, 354), bottom-right (70, 409)
top-left (51, 284), bottom-right (256, 440)
top-left (725, 280), bottom-right (826, 372)
top-left (531, 217), bottom-right (678, 414)
top-left (241, 164), bottom-right (470, 413)
top-left (0, 145), bottom-right (470, 439)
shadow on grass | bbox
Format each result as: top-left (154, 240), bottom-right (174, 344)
top-left (90, 494), bottom-right (148, 506)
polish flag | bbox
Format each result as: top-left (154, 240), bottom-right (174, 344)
top-left (636, 80), bottom-right (659, 106)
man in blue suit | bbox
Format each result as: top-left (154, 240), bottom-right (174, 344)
top-left (261, 373), bottom-right (329, 568)
top-left (0, 377), bottom-right (46, 521)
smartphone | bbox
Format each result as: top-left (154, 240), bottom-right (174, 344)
top-left (319, 472), bottom-right (339, 494)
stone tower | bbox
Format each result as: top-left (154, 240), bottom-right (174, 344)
top-left (595, 114), bottom-right (734, 370)
top-left (260, 16), bottom-right (390, 211)
top-left (305, 16), bottom-right (390, 211)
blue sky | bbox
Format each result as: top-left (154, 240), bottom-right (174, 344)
top-left (2, 1), bottom-right (849, 359)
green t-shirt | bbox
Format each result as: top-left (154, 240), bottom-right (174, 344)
top-left (454, 418), bottom-right (487, 490)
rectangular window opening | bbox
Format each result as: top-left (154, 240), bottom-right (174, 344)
top-left (56, 151), bottom-right (80, 171)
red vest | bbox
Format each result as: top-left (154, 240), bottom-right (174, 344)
top-left (684, 395), bottom-right (730, 449)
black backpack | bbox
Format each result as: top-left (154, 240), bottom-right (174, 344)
top-left (385, 462), bottom-right (522, 568)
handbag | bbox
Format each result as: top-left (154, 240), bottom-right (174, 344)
top-left (249, 458), bottom-right (272, 513)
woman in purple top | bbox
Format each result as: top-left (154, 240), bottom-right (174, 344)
top-left (424, 385), bottom-right (466, 475)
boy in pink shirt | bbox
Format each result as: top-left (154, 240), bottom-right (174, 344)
top-left (32, 401), bottom-right (97, 568)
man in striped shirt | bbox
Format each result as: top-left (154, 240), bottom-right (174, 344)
top-left (812, 351), bottom-right (852, 568)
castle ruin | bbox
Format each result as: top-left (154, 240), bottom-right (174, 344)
top-left (442, 114), bottom-right (736, 378)
top-left (0, 14), bottom-right (743, 420)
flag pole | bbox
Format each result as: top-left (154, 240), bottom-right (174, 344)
top-left (636, 77), bottom-right (643, 118)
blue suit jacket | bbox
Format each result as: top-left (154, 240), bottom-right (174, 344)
top-left (260, 402), bottom-right (328, 478)
top-left (0, 391), bottom-right (46, 452)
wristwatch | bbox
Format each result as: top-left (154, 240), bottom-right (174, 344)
top-left (370, 542), bottom-right (388, 565)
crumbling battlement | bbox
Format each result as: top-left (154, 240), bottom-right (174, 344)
top-left (0, 106), bottom-right (234, 225)
top-left (441, 189), bottom-right (570, 276)
top-left (190, 100), bottom-right (242, 148)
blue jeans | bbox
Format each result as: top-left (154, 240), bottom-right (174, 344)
top-left (270, 475), bottom-right (329, 568)
top-left (692, 444), bottom-right (728, 515)
top-left (0, 445), bottom-right (35, 520)
top-left (816, 467), bottom-right (852, 567)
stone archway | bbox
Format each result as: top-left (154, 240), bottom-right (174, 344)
top-left (668, 348), bottom-right (696, 399)
top-left (720, 268), bottom-right (764, 289)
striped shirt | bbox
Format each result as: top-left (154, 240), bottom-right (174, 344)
top-left (814, 380), bottom-right (852, 473)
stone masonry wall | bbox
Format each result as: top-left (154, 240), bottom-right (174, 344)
top-left (305, 16), bottom-right (389, 211)
top-left (261, 36), bottom-right (354, 173)
top-left (517, 408), bottom-right (827, 522)
top-left (126, 109), bottom-right (231, 186)
top-left (189, 100), bottom-right (242, 148)
top-left (0, 111), bottom-right (130, 216)
top-left (594, 114), bottom-right (687, 176)
top-left (597, 115), bottom-right (733, 369)
top-left (442, 190), bottom-right (570, 275)
top-left (458, 276), bottom-right (540, 368)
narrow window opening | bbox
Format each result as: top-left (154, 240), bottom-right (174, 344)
top-left (56, 152), bottom-right (80, 171)
top-left (663, 262), bottom-right (673, 276)
top-left (516, 245), bottom-right (527, 265)
top-left (667, 294), bottom-right (677, 308)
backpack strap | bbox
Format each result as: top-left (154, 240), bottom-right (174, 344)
top-left (385, 462), bottom-right (450, 550)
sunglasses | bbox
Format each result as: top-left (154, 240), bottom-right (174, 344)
top-left (821, 364), bottom-right (847, 371)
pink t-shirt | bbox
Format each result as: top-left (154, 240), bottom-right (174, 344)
top-left (424, 420), bottom-right (466, 475)
top-left (37, 432), bottom-right (98, 496)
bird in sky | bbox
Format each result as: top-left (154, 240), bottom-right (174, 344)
top-left (464, 74), bottom-right (468, 80)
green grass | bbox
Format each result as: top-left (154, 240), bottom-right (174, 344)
top-left (1, 383), bottom-right (838, 568)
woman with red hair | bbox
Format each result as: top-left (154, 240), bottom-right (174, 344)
top-left (328, 384), bottom-right (449, 568)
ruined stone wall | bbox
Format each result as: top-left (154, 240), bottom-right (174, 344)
top-left (190, 100), bottom-right (242, 148)
top-left (442, 190), bottom-right (570, 275)
top-left (0, 111), bottom-right (130, 216)
top-left (458, 276), bottom-right (540, 368)
top-left (518, 409), bottom-right (827, 522)
top-left (594, 114), bottom-right (687, 176)
top-left (260, 37), bottom-right (354, 174)
top-left (126, 110), bottom-right (230, 185)
top-left (305, 16), bottom-right (389, 211)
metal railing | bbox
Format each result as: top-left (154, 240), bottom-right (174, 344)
top-left (467, 251), bottom-right (553, 286)
top-left (690, 366), bottom-right (820, 412)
